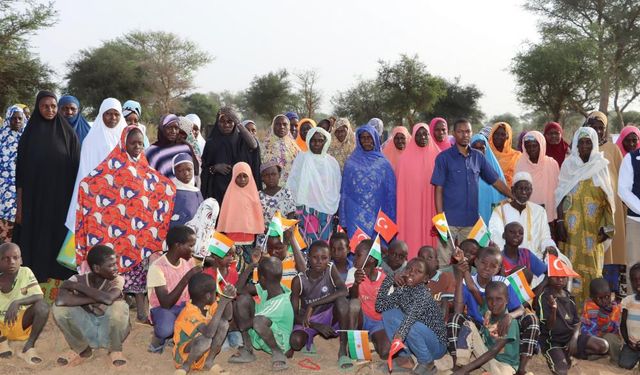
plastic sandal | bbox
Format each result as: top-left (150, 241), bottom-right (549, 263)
top-left (17, 347), bottom-right (42, 365)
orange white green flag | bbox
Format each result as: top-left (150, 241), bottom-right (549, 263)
top-left (347, 330), bottom-right (372, 361)
top-left (208, 231), bottom-right (235, 258)
top-left (468, 217), bottom-right (491, 247)
top-left (431, 213), bottom-right (450, 242)
top-left (506, 268), bottom-right (535, 304)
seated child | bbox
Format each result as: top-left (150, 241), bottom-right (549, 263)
top-left (441, 240), bottom-right (480, 274)
top-left (619, 263), bottom-right (640, 370)
top-left (330, 232), bottom-right (352, 282)
top-left (376, 258), bottom-right (447, 374)
top-left (581, 278), bottom-right (622, 362)
top-left (173, 273), bottom-right (235, 374)
top-left (0, 243), bottom-right (48, 365)
top-left (289, 241), bottom-right (352, 369)
top-left (170, 153), bottom-right (204, 227)
top-left (147, 225), bottom-right (201, 353)
top-left (452, 281), bottom-right (520, 375)
top-left (211, 250), bottom-right (239, 292)
top-left (53, 245), bottom-right (130, 367)
top-left (345, 239), bottom-right (389, 359)
top-left (381, 239), bottom-right (408, 277)
top-left (230, 256), bottom-right (294, 371)
top-left (536, 272), bottom-right (609, 375)
top-left (418, 246), bottom-right (455, 320)
top-left (501, 222), bottom-right (547, 277)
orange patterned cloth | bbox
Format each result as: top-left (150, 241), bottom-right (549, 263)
top-left (580, 298), bottom-right (621, 337)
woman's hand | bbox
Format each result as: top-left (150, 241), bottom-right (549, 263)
top-left (210, 163), bottom-right (232, 175)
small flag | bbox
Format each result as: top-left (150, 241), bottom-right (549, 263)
top-left (548, 254), bottom-right (580, 278)
top-left (291, 224), bottom-right (307, 252)
top-left (336, 225), bottom-right (345, 233)
top-left (349, 226), bottom-right (370, 253)
top-left (432, 213), bottom-right (450, 242)
top-left (387, 338), bottom-right (406, 371)
top-left (375, 209), bottom-right (398, 242)
top-left (267, 211), bottom-right (298, 239)
top-left (208, 232), bottom-right (235, 258)
top-left (468, 217), bottom-right (491, 247)
top-left (506, 269), bottom-right (535, 304)
top-left (346, 330), bottom-right (372, 361)
top-left (367, 234), bottom-right (383, 265)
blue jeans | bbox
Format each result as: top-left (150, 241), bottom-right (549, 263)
top-left (150, 302), bottom-right (185, 341)
top-left (382, 308), bottom-right (446, 364)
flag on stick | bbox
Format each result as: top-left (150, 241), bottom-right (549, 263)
top-left (432, 213), bottom-right (450, 242)
top-left (506, 269), bottom-right (535, 304)
top-left (375, 209), bottom-right (398, 242)
top-left (208, 232), bottom-right (235, 258)
top-left (267, 211), bottom-right (298, 240)
top-left (387, 338), bottom-right (406, 371)
top-left (548, 254), bottom-right (580, 278)
top-left (468, 217), bottom-right (491, 247)
top-left (346, 330), bottom-right (372, 360)
top-left (349, 226), bottom-right (370, 253)
top-left (364, 234), bottom-right (383, 265)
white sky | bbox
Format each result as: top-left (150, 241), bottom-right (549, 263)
top-left (31, 0), bottom-right (540, 119)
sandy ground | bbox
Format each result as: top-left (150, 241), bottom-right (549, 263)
top-left (0, 316), bottom-right (636, 375)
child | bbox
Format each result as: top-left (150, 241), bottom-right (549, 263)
top-left (620, 263), bottom-right (640, 369)
top-left (0, 243), bottom-right (48, 365)
top-left (581, 278), bottom-right (622, 362)
top-left (212, 250), bottom-right (238, 291)
top-left (536, 271), bottom-right (609, 374)
top-left (230, 256), bottom-right (294, 371)
top-left (345, 239), bottom-right (390, 359)
top-left (252, 230), bottom-right (306, 289)
top-left (330, 232), bottom-right (352, 282)
top-left (53, 245), bottom-right (130, 367)
top-left (381, 239), bottom-right (408, 277)
top-left (173, 273), bottom-right (235, 374)
top-left (376, 258), bottom-right (447, 374)
top-left (459, 239), bottom-right (480, 267)
top-left (418, 246), bottom-right (455, 319)
top-left (289, 241), bottom-right (352, 369)
top-left (147, 225), bottom-right (201, 353)
top-left (452, 281), bottom-right (520, 375)
top-left (171, 153), bottom-right (204, 227)
top-left (501, 222), bottom-right (547, 277)
top-left (258, 161), bottom-right (296, 238)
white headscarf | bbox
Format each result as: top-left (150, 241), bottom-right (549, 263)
top-left (555, 127), bottom-right (615, 212)
top-left (186, 198), bottom-right (220, 259)
top-left (186, 113), bottom-right (206, 152)
top-left (65, 98), bottom-right (127, 231)
top-left (286, 127), bottom-right (341, 214)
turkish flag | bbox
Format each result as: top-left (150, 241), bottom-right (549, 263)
top-left (349, 226), bottom-right (370, 253)
top-left (375, 209), bottom-right (398, 242)
top-left (336, 225), bottom-right (345, 233)
top-left (387, 338), bottom-right (406, 371)
top-left (548, 254), bottom-right (580, 278)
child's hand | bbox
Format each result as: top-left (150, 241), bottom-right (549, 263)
top-left (393, 271), bottom-right (406, 287)
top-left (303, 306), bottom-right (314, 328)
top-left (354, 268), bottom-right (366, 284)
top-left (452, 247), bottom-right (464, 263)
top-left (544, 246), bottom-right (558, 257)
top-left (283, 227), bottom-right (293, 244)
top-left (221, 284), bottom-right (237, 299)
top-left (4, 301), bottom-right (19, 326)
top-left (497, 314), bottom-right (512, 337)
top-left (250, 247), bottom-right (262, 266)
top-left (311, 322), bottom-right (337, 338)
top-left (547, 294), bottom-right (558, 311)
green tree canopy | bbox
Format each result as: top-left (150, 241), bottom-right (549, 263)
top-left (425, 78), bottom-right (484, 126)
top-left (244, 70), bottom-right (295, 120)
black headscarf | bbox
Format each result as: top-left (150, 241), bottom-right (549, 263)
top-left (14, 90), bottom-right (80, 281)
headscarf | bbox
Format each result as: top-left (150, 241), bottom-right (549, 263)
top-left (382, 126), bottom-right (411, 174)
top-left (146, 114), bottom-right (200, 179)
top-left (514, 131), bottom-right (560, 221)
top-left (489, 122), bottom-right (521, 186)
top-left (65, 98), bottom-right (127, 232)
top-left (340, 125), bottom-right (396, 238)
top-left (470, 134), bottom-right (506, 224)
top-left (177, 116), bottom-right (202, 156)
top-left (261, 114), bottom-right (299, 182)
top-left (286, 127), bottom-right (341, 214)
top-left (543, 122), bottom-right (569, 167)
top-left (295, 118), bottom-right (317, 152)
top-left (328, 117), bottom-right (356, 170)
top-left (429, 117), bottom-right (451, 152)
top-left (122, 99), bottom-right (149, 148)
top-left (515, 130), bottom-right (527, 152)
top-left (216, 162), bottom-right (264, 234)
top-left (186, 113), bottom-right (206, 152)
top-left (396, 123), bottom-right (441, 255)
top-left (75, 125), bottom-right (175, 272)
top-left (186, 198), bottom-right (220, 259)
top-left (555, 127), bottom-right (614, 212)
top-left (58, 95), bottom-right (91, 144)
top-left (172, 153), bottom-right (199, 192)
top-left (284, 112), bottom-right (299, 121)
top-left (615, 125), bottom-right (640, 156)
top-left (367, 118), bottom-right (384, 140)
top-left (154, 114), bottom-right (179, 146)
top-left (0, 105), bottom-right (25, 222)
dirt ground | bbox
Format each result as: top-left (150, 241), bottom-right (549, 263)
top-left (0, 317), bottom-right (636, 375)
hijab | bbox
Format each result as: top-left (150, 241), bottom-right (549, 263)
top-left (295, 118), bottom-right (317, 152)
top-left (216, 162), bottom-right (264, 234)
top-left (328, 117), bottom-right (356, 170)
top-left (543, 122), bottom-right (569, 167)
top-left (470, 134), bottom-right (506, 224)
top-left (429, 117), bottom-right (451, 152)
top-left (122, 99), bottom-right (149, 147)
top-left (489, 122), bottom-right (521, 186)
top-left (382, 126), bottom-right (411, 173)
top-left (515, 130), bottom-right (527, 152)
top-left (186, 198), bottom-right (220, 259)
top-left (615, 125), bottom-right (640, 157)
top-left (58, 95), bottom-right (91, 144)
top-left (172, 152), bottom-right (199, 192)
top-left (261, 114), bottom-right (299, 181)
top-left (367, 118), bottom-right (384, 142)
top-left (186, 113), bottom-right (206, 152)
top-left (0, 105), bottom-right (25, 222)
top-left (177, 116), bottom-right (202, 157)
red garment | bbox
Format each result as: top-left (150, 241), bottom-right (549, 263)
top-left (429, 117), bottom-right (451, 152)
top-left (543, 122), bottom-right (569, 167)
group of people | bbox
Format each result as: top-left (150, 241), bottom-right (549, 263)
top-left (1, 90), bottom-right (640, 375)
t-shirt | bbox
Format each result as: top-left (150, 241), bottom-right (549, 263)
top-left (68, 273), bottom-right (124, 316)
top-left (481, 311), bottom-right (520, 370)
top-left (427, 270), bottom-right (455, 300)
top-left (621, 294), bottom-right (640, 344)
top-left (345, 267), bottom-right (386, 320)
top-left (535, 287), bottom-right (579, 344)
top-left (251, 284), bottom-right (294, 353)
top-left (581, 299), bottom-right (621, 337)
top-left (253, 254), bottom-right (297, 289)
top-left (173, 301), bottom-right (218, 370)
top-left (0, 267), bottom-right (42, 320)
top-left (462, 274), bottom-right (521, 325)
top-left (147, 254), bottom-right (195, 309)
top-left (501, 248), bottom-right (546, 276)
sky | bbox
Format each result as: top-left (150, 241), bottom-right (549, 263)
top-left (31, 0), bottom-right (541, 119)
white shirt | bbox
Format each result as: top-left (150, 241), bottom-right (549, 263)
top-left (618, 152), bottom-right (640, 222)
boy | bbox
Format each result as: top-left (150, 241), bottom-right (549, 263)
top-left (53, 245), bottom-right (130, 367)
top-left (459, 239), bottom-right (480, 268)
top-left (147, 225), bottom-right (201, 353)
top-left (581, 278), bottom-right (622, 362)
top-left (345, 239), bottom-right (390, 359)
top-left (452, 281), bottom-right (520, 375)
top-left (0, 243), bottom-right (48, 365)
top-left (230, 256), bottom-right (293, 371)
top-left (620, 263), bottom-right (640, 369)
top-left (501, 222), bottom-right (547, 277)
top-left (330, 232), bottom-right (352, 282)
top-left (381, 239), bottom-right (408, 277)
top-left (253, 229), bottom-right (306, 289)
top-left (289, 241), bottom-right (352, 369)
top-left (173, 273), bottom-right (236, 374)
top-left (418, 246), bottom-right (455, 319)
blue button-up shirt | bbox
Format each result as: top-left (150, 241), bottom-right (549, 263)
top-left (431, 145), bottom-right (498, 227)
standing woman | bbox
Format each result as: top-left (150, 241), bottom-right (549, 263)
top-left (122, 100), bottom-right (150, 148)
top-left (201, 106), bottom-right (260, 205)
top-left (295, 118), bottom-right (316, 152)
top-left (185, 113), bottom-right (206, 154)
top-left (14, 91), bottom-right (81, 281)
top-left (470, 134), bottom-right (506, 224)
top-left (145, 114), bottom-right (199, 180)
top-left (58, 95), bottom-right (91, 145)
top-left (429, 117), bottom-right (451, 152)
top-left (0, 106), bottom-right (25, 242)
top-left (543, 122), bottom-right (570, 168)
top-left (555, 127), bottom-right (615, 306)
top-left (261, 114), bottom-right (299, 182)
top-left (382, 126), bottom-right (410, 175)
top-left (287, 127), bottom-right (341, 244)
top-left (340, 125), bottom-right (396, 239)
top-left (615, 125), bottom-right (640, 157)
top-left (328, 117), bottom-right (356, 172)
top-left (489, 122), bottom-right (521, 187)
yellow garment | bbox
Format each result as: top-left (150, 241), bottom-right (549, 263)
top-left (261, 115), bottom-right (299, 183)
top-left (600, 141), bottom-right (626, 265)
top-left (0, 267), bottom-right (42, 320)
top-left (0, 309), bottom-right (31, 340)
top-left (489, 122), bottom-right (521, 187)
top-left (328, 118), bottom-right (355, 171)
top-left (295, 118), bottom-right (316, 152)
top-left (173, 301), bottom-right (218, 370)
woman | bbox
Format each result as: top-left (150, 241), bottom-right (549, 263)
top-left (58, 95), bottom-right (91, 144)
top-left (122, 100), bottom-right (150, 147)
top-left (14, 91), bottom-right (81, 281)
top-left (396, 123), bottom-right (440, 257)
top-left (470, 134), bottom-right (506, 224)
top-left (287, 127), bottom-right (341, 243)
top-left (515, 131), bottom-right (560, 222)
top-left (616, 124), bottom-right (640, 156)
top-left (295, 118), bottom-right (316, 152)
top-left (555, 127), bottom-right (614, 306)
top-left (145, 114), bottom-right (199, 180)
top-left (489, 122), bottom-right (521, 187)
top-left (340, 124), bottom-right (396, 240)
top-left (543, 121), bottom-right (569, 167)
top-left (185, 113), bottom-right (206, 153)
top-left (429, 117), bottom-right (451, 152)
top-left (261, 114), bottom-right (299, 182)
top-left (382, 126), bottom-right (411, 174)
top-left (201, 106), bottom-right (260, 205)
top-left (0, 105), bottom-right (25, 242)
top-left (328, 117), bottom-right (356, 171)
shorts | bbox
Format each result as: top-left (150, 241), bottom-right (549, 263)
top-left (0, 309), bottom-right (31, 341)
top-left (293, 306), bottom-right (338, 351)
top-left (540, 334), bottom-right (591, 374)
top-left (362, 314), bottom-right (384, 333)
top-left (249, 293), bottom-right (293, 354)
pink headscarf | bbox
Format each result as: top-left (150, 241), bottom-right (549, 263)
top-left (615, 125), bottom-right (640, 156)
top-left (382, 126), bottom-right (412, 174)
top-left (429, 117), bottom-right (451, 152)
top-left (217, 162), bottom-right (265, 234)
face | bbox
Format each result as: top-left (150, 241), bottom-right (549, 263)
top-left (290, 118), bottom-right (298, 138)
top-left (216, 253), bottom-right (235, 268)
top-left (524, 140), bottom-right (540, 162)
top-left (504, 224), bottom-right (524, 247)
top-left (300, 122), bottom-right (313, 141)
top-left (125, 113), bottom-right (139, 126)
top-left (454, 122), bottom-right (472, 147)
top-left (387, 244), bottom-right (408, 270)
top-left (125, 130), bottom-right (145, 158)
top-left (308, 246), bottom-right (331, 273)
top-left (415, 127), bottom-right (429, 147)
top-left (548, 276), bottom-right (568, 290)
top-left (102, 108), bottom-right (121, 128)
top-left (261, 166), bottom-right (281, 189)
top-left (475, 254), bottom-right (501, 280)
top-left (235, 172), bottom-right (249, 188)
top-left (245, 122), bottom-right (257, 136)
top-left (623, 133), bottom-right (639, 153)
top-left (192, 124), bottom-right (200, 139)
top-left (330, 239), bottom-right (349, 262)
top-left (335, 126), bottom-right (348, 143)
top-left (433, 121), bottom-right (448, 142)
top-left (492, 126), bottom-right (507, 150)
top-left (39, 96), bottom-right (57, 120)
top-left (93, 254), bottom-right (119, 281)
top-left (354, 245), bottom-right (375, 269)
top-left (417, 247), bottom-right (438, 276)
top-left (545, 129), bottom-right (561, 145)
top-left (177, 130), bottom-right (188, 143)
top-left (359, 131), bottom-right (375, 151)
top-left (9, 112), bottom-right (24, 131)
top-left (578, 137), bottom-right (593, 161)
top-left (393, 132), bottom-right (407, 150)
top-left (592, 288), bottom-right (612, 310)
top-left (589, 119), bottom-right (606, 141)
top-left (402, 260), bottom-right (427, 287)
top-left (0, 246), bottom-right (22, 274)
top-left (267, 237), bottom-right (287, 260)
top-left (218, 114), bottom-right (235, 135)
top-left (23, 108), bottom-right (30, 118)
top-left (511, 181), bottom-right (532, 203)
top-left (163, 121), bottom-right (180, 142)
top-left (318, 120), bottom-right (331, 132)
top-left (60, 102), bottom-right (78, 119)
top-left (273, 116), bottom-right (288, 138)
top-left (630, 270), bottom-right (640, 296)
top-left (175, 162), bottom-right (194, 184)
top-left (486, 287), bottom-right (508, 315)
top-left (460, 242), bottom-right (479, 264)
top-left (309, 132), bottom-right (326, 154)
top-left (471, 140), bottom-right (485, 154)
top-left (178, 234), bottom-right (197, 260)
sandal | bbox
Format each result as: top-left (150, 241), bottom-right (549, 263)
top-left (0, 340), bottom-right (13, 358)
top-left (17, 347), bottom-right (42, 365)
top-left (271, 351), bottom-right (289, 372)
top-left (337, 355), bottom-right (353, 370)
top-left (57, 349), bottom-right (91, 367)
top-left (301, 343), bottom-right (318, 356)
top-left (109, 351), bottom-right (127, 367)
top-left (148, 341), bottom-right (166, 354)
top-left (227, 347), bottom-right (256, 363)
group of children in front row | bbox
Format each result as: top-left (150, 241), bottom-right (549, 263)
top-left (2, 220), bottom-right (640, 375)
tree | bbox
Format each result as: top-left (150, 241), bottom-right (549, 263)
top-left (181, 92), bottom-right (220, 126)
top-left (331, 79), bottom-right (387, 126)
top-left (244, 70), bottom-right (294, 120)
top-left (295, 69), bottom-right (322, 118)
top-left (426, 78), bottom-right (484, 126)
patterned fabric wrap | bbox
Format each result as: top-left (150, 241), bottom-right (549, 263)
top-left (0, 106), bottom-right (24, 222)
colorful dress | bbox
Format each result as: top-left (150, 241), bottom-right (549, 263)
top-left (489, 122), bottom-right (521, 187)
top-left (328, 117), bottom-right (355, 171)
top-left (0, 106), bottom-right (24, 242)
top-left (261, 115), bottom-right (299, 183)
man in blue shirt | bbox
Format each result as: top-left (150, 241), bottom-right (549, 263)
top-left (431, 118), bottom-right (512, 266)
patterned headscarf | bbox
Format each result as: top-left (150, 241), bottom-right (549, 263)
top-left (261, 114), bottom-right (299, 182)
top-left (328, 117), bottom-right (356, 171)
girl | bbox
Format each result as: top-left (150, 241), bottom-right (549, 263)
top-left (170, 153), bottom-right (204, 227)
top-left (0, 105), bottom-right (25, 242)
top-left (258, 160), bottom-right (296, 244)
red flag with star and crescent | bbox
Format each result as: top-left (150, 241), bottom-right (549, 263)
top-left (548, 254), bottom-right (580, 278)
top-left (375, 209), bottom-right (398, 242)
top-left (387, 338), bottom-right (406, 371)
top-left (349, 226), bottom-right (370, 253)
